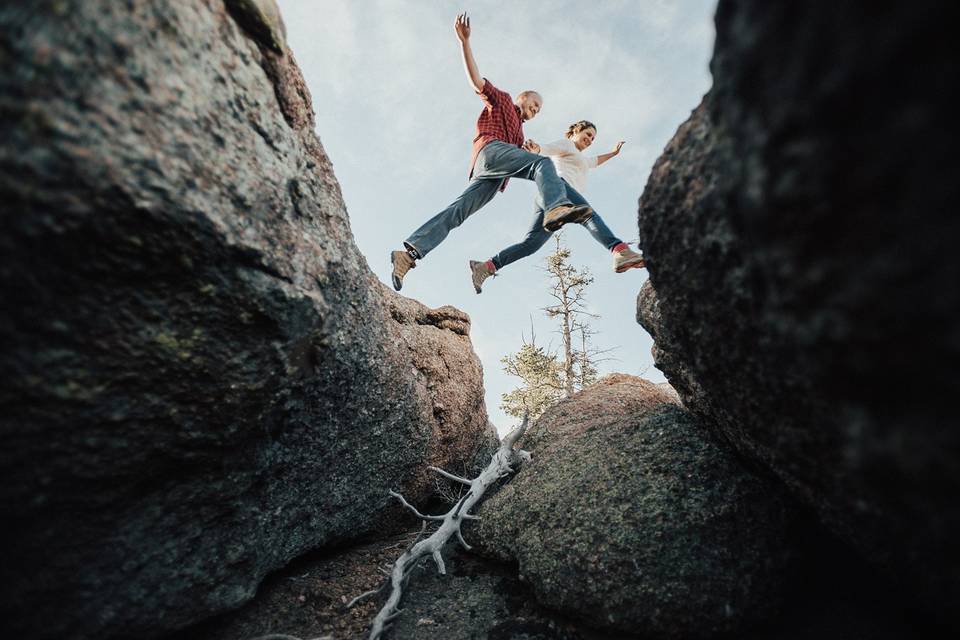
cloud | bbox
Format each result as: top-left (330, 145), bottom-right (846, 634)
top-left (275, 0), bottom-right (714, 435)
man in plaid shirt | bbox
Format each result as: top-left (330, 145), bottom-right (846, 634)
top-left (390, 13), bottom-right (594, 291)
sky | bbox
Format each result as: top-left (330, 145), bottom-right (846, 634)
top-left (275, 0), bottom-right (716, 435)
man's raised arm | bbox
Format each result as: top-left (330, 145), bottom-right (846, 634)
top-left (455, 13), bottom-right (484, 93)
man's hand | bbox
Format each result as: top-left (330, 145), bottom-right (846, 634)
top-left (455, 13), bottom-right (483, 92)
top-left (611, 141), bottom-right (625, 155)
top-left (523, 139), bottom-right (541, 154)
top-left (455, 12), bottom-right (470, 42)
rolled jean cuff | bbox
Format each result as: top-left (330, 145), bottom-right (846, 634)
top-left (402, 240), bottom-right (423, 259)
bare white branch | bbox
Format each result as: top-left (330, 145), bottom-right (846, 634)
top-left (427, 466), bottom-right (472, 485)
top-left (456, 527), bottom-right (472, 551)
top-left (346, 584), bottom-right (387, 610)
top-left (431, 549), bottom-right (446, 575)
top-left (389, 490), bottom-right (445, 521)
top-left (502, 413), bottom-right (530, 450)
top-left (359, 418), bottom-right (532, 639)
top-left (453, 492), bottom-right (472, 518)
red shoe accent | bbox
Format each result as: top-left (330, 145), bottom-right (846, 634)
top-left (485, 260), bottom-right (496, 273)
top-left (612, 242), bottom-right (628, 253)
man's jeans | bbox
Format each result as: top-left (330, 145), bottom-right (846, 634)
top-left (492, 179), bottom-right (622, 269)
top-left (405, 141), bottom-right (573, 258)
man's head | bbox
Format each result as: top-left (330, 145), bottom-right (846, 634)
top-left (516, 91), bottom-right (542, 121)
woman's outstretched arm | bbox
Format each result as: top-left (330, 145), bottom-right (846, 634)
top-left (595, 140), bottom-right (625, 166)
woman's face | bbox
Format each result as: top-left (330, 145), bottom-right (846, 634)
top-left (571, 127), bottom-right (597, 151)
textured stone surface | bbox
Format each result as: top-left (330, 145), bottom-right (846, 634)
top-left (472, 375), bottom-right (791, 639)
top-left (175, 531), bottom-right (605, 640)
top-left (384, 288), bottom-right (500, 499)
top-left (0, 2), bottom-right (493, 639)
top-left (636, 0), bottom-right (959, 627)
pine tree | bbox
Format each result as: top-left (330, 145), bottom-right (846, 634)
top-left (501, 234), bottom-right (610, 421)
top-left (499, 328), bottom-right (564, 420)
top-left (543, 234), bottom-right (601, 398)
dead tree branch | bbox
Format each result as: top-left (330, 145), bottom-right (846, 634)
top-left (351, 415), bottom-right (531, 640)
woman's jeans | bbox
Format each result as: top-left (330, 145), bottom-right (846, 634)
top-left (491, 179), bottom-right (622, 270)
top-left (405, 141), bottom-right (573, 258)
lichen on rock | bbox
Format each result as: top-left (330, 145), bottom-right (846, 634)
top-left (636, 0), bottom-right (960, 629)
top-left (472, 375), bottom-right (791, 639)
top-left (0, 2), bottom-right (494, 639)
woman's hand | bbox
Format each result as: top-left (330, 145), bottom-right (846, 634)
top-left (596, 141), bottom-right (626, 166)
top-left (523, 139), bottom-right (541, 154)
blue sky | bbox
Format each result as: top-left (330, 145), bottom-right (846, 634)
top-left (275, 0), bottom-right (716, 434)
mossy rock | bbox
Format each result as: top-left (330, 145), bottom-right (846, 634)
top-left (473, 375), bottom-right (792, 639)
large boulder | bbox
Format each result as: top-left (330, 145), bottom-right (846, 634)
top-left (636, 0), bottom-right (960, 626)
top-left (0, 2), bottom-right (493, 639)
top-left (472, 375), bottom-right (791, 639)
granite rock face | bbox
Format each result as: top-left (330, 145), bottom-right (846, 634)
top-left (0, 2), bottom-right (493, 638)
top-left (636, 0), bottom-right (959, 626)
top-left (473, 375), bottom-right (791, 639)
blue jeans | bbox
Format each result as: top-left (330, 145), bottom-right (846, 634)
top-left (491, 180), bottom-right (622, 270)
top-left (405, 141), bottom-right (574, 258)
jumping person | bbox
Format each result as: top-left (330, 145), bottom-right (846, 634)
top-left (390, 13), bottom-right (594, 291)
top-left (468, 120), bottom-right (645, 293)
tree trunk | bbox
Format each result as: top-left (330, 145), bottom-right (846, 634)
top-left (561, 308), bottom-right (575, 398)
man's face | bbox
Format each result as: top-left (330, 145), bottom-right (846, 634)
top-left (517, 92), bottom-right (542, 121)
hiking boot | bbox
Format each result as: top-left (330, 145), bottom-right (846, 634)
top-left (391, 250), bottom-right (416, 291)
top-left (613, 245), bottom-right (646, 273)
top-left (542, 203), bottom-right (594, 232)
top-left (469, 260), bottom-right (497, 294)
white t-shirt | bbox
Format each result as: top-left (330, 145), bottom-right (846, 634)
top-left (536, 138), bottom-right (598, 194)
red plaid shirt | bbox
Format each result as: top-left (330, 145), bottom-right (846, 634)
top-left (470, 78), bottom-right (524, 191)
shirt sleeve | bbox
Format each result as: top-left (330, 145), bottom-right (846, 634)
top-left (477, 78), bottom-right (510, 110)
top-left (538, 139), bottom-right (576, 157)
top-left (586, 155), bottom-right (600, 168)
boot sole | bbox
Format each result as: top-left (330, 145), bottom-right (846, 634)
top-left (615, 258), bottom-right (646, 273)
top-left (391, 252), bottom-right (408, 291)
top-left (469, 260), bottom-right (484, 294)
top-left (543, 205), bottom-right (594, 232)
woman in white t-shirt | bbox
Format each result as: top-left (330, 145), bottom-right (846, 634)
top-left (469, 120), bottom-right (645, 293)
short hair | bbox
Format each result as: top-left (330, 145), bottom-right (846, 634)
top-left (565, 120), bottom-right (597, 138)
top-left (517, 90), bottom-right (541, 101)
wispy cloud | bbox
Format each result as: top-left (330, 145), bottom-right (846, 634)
top-left (277, 0), bottom-right (715, 434)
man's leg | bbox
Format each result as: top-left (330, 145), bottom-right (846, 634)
top-left (405, 178), bottom-right (503, 258)
top-left (472, 142), bottom-right (588, 221)
top-left (392, 178), bottom-right (502, 291)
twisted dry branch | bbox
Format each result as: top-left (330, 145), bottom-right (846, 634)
top-left (353, 415), bottom-right (531, 640)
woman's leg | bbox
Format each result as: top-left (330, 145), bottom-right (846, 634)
top-left (581, 213), bottom-right (623, 251)
top-left (490, 205), bottom-right (553, 270)
top-left (562, 182), bottom-right (623, 250)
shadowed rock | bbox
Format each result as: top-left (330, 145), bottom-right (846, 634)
top-left (636, 0), bottom-right (959, 628)
top-left (0, 2), bottom-right (493, 638)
